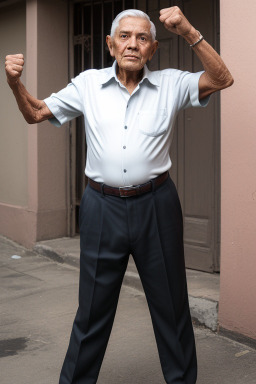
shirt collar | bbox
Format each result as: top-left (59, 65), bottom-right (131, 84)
top-left (99, 60), bottom-right (160, 87)
top-left (142, 64), bottom-right (160, 86)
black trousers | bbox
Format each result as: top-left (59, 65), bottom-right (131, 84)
top-left (59, 176), bottom-right (197, 384)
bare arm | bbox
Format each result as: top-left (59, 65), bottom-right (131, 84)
top-left (159, 7), bottom-right (234, 100)
top-left (5, 54), bottom-right (53, 124)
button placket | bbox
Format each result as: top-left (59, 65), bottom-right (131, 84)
top-left (122, 127), bottom-right (128, 181)
top-left (122, 100), bottom-right (131, 184)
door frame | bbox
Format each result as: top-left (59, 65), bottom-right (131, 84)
top-left (178, 0), bottom-right (220, 272)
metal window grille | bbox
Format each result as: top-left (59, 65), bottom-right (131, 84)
top-left (72, 0), bottom-right (138, 231)
top-left (71, 0), bottom-right (177, 230)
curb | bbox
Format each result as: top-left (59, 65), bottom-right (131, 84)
top-left (34, 244), bottom-right (79, 269)
top-left (189, 296), bottom-right (218, 331)
top-left (123, 270), bottom-right (218, 332)
top-left (34, 243), bottom-right (218, 332)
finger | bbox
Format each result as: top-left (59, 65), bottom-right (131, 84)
top-left (5, 58), bottom-right (24, 67)
top-left (165, 14), bottom-right (182, 27)
top-left (5, 55), bottom-right (24, 67)
top-left (159, 7), bottom-right (176, 16)
top-left (5, 65), bottom-right (23, 79)
top-left (159, 11), bottom-right (171, 23)
top-left (6, 63), bottom-right (23, 73)
top-left (160, 6), bottom-right (181, 16)
top-left (159, 9), bottom-right (176, 23)
top-left (159, 8), bottom-right (170, 15)
top-left (6, 53), bottom-right (24, 60)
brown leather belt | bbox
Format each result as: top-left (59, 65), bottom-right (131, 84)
top-left (88, 171), bottom-right (169, 198)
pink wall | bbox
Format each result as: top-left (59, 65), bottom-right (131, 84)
top-left (0, 0), bottom-right (70, 248)
top-left (27, 0), bottom-right (70, 243)
top-left (219, 0), bottom-right (256, 339)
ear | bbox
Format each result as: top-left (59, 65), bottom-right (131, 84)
top-left (148, 40), bottom-right (158, 61)
top-left (106, 35), bottom-right (115, 57)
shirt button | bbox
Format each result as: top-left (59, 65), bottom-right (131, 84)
top-left (123, 146), bottom-right (126, 149)
top-left (124, 125), bottom-right (127, 129)
top-left (124, 169), bottom-right (127, 173)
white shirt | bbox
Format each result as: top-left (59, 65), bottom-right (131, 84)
top-left (44, 61), bottom-right (209, 187)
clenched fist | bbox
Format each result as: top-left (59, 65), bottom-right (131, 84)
top-left (159, 6), bottom-right (193, 36)
top-left (5, 54), bottom-right (24, 86)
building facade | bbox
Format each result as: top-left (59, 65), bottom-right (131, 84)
top-left (0, 0), bottom-right (255, 342)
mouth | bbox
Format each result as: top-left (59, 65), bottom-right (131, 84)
top-left (124, 55), bottom-right (140, 60)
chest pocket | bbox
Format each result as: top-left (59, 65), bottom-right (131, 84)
top-left (138, 109), bottom-right (168, 137)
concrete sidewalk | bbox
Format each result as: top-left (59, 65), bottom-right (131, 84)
top-left (34, 236), bottom-right (220, 331)
top-left (0, 235), bottom-right (256, 384)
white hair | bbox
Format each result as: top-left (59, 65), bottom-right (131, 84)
top-left (110, 9), bottom-right (156, 41)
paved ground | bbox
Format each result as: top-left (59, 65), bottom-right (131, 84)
top-left (35, 236), bottom-right (221, 331)
top-left (1, 236), bottom-right (256, 384)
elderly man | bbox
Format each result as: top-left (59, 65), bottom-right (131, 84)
top-left (5, 7), bottom-right (233, 384)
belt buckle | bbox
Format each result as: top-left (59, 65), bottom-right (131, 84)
top-left (119, 185), bottom-right (135, 197)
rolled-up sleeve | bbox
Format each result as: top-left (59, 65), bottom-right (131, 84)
top-left (44, 75), bottom-right (84, 127)
top-left (176, 70), bottom-right (210, 111)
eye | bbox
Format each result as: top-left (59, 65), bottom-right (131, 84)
top-left (120, 34), bottom-right (128, 39)
top-left (139, 36), bottom-right (147, 42)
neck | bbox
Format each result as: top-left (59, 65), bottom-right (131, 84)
top-left (117, 66), bottom-right (144, 94)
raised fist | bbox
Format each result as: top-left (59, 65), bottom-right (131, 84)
top-left (5, 54), bottom-right (25, 85)
top-left (159, 6), bottom-right (193, 36)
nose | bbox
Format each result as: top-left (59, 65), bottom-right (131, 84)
top-left (127, 35), bottom-right (138, 50)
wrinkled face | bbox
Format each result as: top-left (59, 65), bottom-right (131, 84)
top-left (106, 17), bottom-right (158, 73)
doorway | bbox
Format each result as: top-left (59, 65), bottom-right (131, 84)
top-left (70, 0), bottom-right (220, 272)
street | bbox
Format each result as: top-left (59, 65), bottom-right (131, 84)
top-left (0, 236), bottom-right (255, 384)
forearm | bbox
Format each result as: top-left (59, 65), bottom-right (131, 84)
top-left (183, 28), bottom-right (234, 96)
top-left (9, 79), bottom-right (51, 124)
top-left (159, 7), bottom-right (234, 98)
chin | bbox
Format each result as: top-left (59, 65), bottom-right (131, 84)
top-left (121, 61), bottom-right (143, 72)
